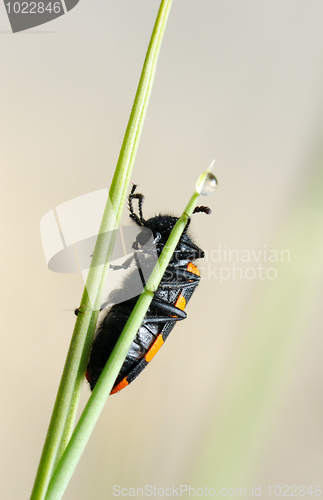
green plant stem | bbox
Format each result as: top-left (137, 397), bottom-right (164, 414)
top-left (56, 0), bottom-right (174, 457)
top-left (44, 169), bottom-right (213, 500)
top-left (30, 2), bottom-right (173, 499)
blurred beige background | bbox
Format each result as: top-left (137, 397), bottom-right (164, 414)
top-left (1, 1), bottom-right (323, 499)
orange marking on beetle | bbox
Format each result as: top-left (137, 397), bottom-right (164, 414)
top-left (145, 334), bottom-right (164, 363)
top-left (110, 377), bottom-right (129, 395)
top-left (186, 262), bottom-right (200, 277)
top-left (174, 294), bottom-right (186, 311)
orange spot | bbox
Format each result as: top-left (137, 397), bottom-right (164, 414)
top-left (145, 334), bottom-right (164, 363)
top-left (174, 294), bottom-right (186, 311)
top-left (187, 262), bottom-right (200, 277)
top-left (110, 377), bottom-right (129, 395)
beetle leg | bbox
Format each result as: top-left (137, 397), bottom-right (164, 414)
top-left (144, 298), bottom-right (187, 323)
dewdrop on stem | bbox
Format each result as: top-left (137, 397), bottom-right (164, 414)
top-left (196, 161), bottom-right (218, 196)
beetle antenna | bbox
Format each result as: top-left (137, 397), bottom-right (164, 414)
top-left (128, 184), bottom-right (146, 225)
top-left (137, 192), bottom-right (145, 224)
top-left (185, 206), bottom-right (211, 231)
top-left (193, 206), bottom-right (212, 215)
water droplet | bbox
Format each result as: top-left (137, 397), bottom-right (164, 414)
top-left (196, 172), bottom-right (218, 196)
